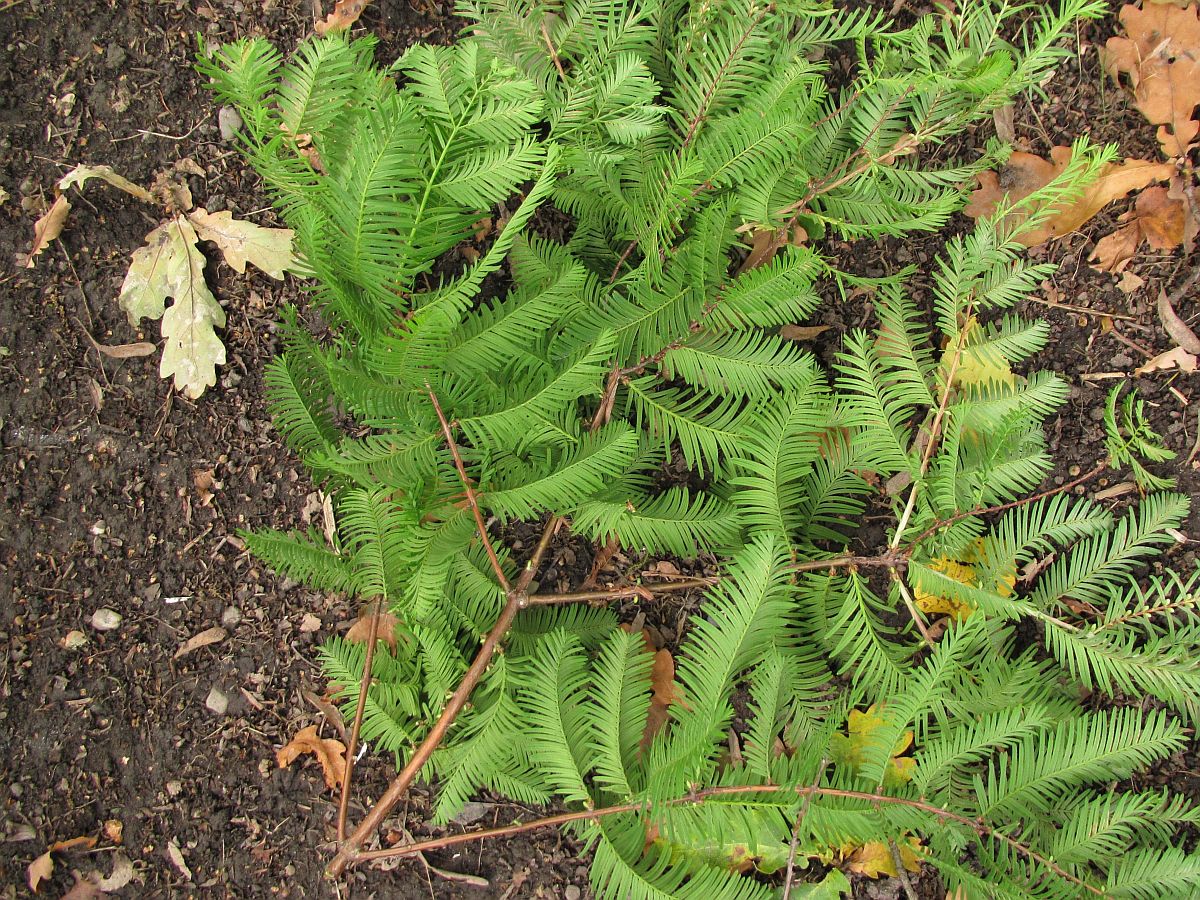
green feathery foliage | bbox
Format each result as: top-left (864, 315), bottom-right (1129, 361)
top-left (203, 0), bottom-right (1200, 894)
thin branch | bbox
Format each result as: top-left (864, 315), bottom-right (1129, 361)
top-left (427, 383), bottom-right (512, 594)
top-left (782, 757), bottom-right (827, 900)
top-left (904, 460), bottom-right (1109, 551)
top-left (337, 598), bottom-right (382, 841)
top-left (527, 576), bottom-right (718, 606)
top-left (355, 784), bottom-right (1104, 895)
top-left (540, 20), bottom-right (566, 80)
top-left (327, 594), bottom-right (523, 877)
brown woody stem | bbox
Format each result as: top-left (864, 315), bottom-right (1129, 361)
top-left (427, 383), bottom-right (512, 594)
top-left (351, 784), bottom-right (1103, 895)
top-left (336, 598), bottom-right (382, 841)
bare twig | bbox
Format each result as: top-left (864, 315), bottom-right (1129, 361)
top-left (352, 784), bottom-right (1105, 895)
top-left (327, 595), bottom-right (523, 876)
top-left (427, 383), bottom-right (512, 594)
top-left (337, 598), bottom-right (382, 841)
top-left (889, 839), bottom-right (919, 900)
top-left (540, 20), bottom-right (566, 80)
top-left (904, 460), bottom-right (1109, 551)
top-left (528, 577), bottom-right (718, 606)
top-left (781, 757), bottom-right (827, 900)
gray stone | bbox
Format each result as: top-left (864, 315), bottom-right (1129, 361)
top-left (205, 687), bottom-right (229, 716)
top-left (218, 106), bottom-right (243, 142)
top-left (221, 606), bottom-right (243, 628)
top-left (90, 608), bottom-right (122, 631)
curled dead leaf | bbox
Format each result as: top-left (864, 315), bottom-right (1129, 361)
top-left (1157, 289), bottom-right (1200, 354)
top-left (24, 194), bottom-right (70, 267)
top-left (1103, 3), bottom-right (1200, 157)
top-left (965, 147), bottom-right (1175, 246)
top-left (276, 724), bottom-right (347, 790)
top-left (1136, 345), bottom-right (1198, 375)
top-left (315, 0), bottom-right (373, 34)
top-left (58, 165), bottom-right (153, 203)
top-left (345, 601), bottom-right (401, 652)
top-left (174, 626), bottom-right (227, 660)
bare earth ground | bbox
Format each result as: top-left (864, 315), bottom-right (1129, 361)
top-left (0, 1), bottom-right (1197, 898)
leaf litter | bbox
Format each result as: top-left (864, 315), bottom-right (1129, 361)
top-left (27, 162), bottom-right (294, 398)
top-left (1103, 2), bottom-right (1200, 158)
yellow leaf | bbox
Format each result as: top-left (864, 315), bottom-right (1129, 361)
top-left (847, 841), bottom-right (896, 878)
top-left (119, 216), bottom-right (227, 399)
top-left (846, 838), bottom-right (923, 879)
top-left (188, 208), bottom-right (295, 279)
top-left (829, 705), bottom-right (915, 786)
top-left (913, 557), bottom-right (977, 621)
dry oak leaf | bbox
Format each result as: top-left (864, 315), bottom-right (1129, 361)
top-left (187, 208), bottom-right (294, 279)
top-left (27, 836), bottom-right (98, 893)
top-left (1091, 185), bottom-right (1187, 273)
top-left (1103, 3), bottom-right (1200, 157)
top-left (964, 146), bottom-right (1175, 246)
top-left (276, 724), bottom-right (347, 790)
top-left (315, 0), bottom-right (373, 34)
top-left (119, 216), bottom-right (226, 399)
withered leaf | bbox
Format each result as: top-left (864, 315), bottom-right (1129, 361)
top-left (345, 602), bottom-right (401, 652)
top-left (174, 626), bottom-right (227, 660)
top-left (58, 164), bottom-right (153, 203)
top-left (315, 0), bottom-right (373, 34)
top-left (1135, 346), bottom-right (1198, 375)
top-left (965, 146), bottom-right (1175, 246)
top-left (187, 208), bottom-right (294, 279)
top-left (119, 216), bottom-right (226, 399)
top-left (24, 194), bottom-right (70, 267)
top-left (1157, 288), bottom-right (1200, 354)
top-left (276, 724), bottom-right (347, 790)
top-left (1103, 3), bottom-right (1200, 157)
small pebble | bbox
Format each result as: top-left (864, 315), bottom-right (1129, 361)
top-left (565, 886), bottom-right (581, 900)
top-left (221, 606), bottom-right (243, 628)
top-left (205, 687), bottom-right (229, 716)
top-left (91, 608), bottom-right (123, 631)
top-left (218, 106), bottom-right (243, 142)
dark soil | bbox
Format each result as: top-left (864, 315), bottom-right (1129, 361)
top-left (0, 1), bottom-right (1196, 898)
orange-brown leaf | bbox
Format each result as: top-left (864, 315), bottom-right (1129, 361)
top-left (276, 725), bottom-right (347, 790)
top-left (1103, 3), bottom-right (1200, 157)
top-left (315, 0), bottom-right (372, 34)
top-left (345, 601), bottom-right (400, 652)
top-left (24, 194), bottom-right (70, 267)
top-left (965, 147), bottom-right (1174, 246)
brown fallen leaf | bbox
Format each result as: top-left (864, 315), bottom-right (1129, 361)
top-left (1091, 187), bottom-right (1187, 273)
top-left (964, 146), bottom-right (1175, 246)
top-left (345, 604), bottom-right (400, 652)
top-left (780, 323), bottom-right (831, 342)
top-left (1136, 345), bottom-right (1198, 375)
top-left (642, 647), bottom-right (678, 749)
top-left (276, 724), bottom-right (347, 790)
top-left (58, 164), bottom-right (153, 204)
top-left (27, 836), bottom-right (99, 893)
top-left (1168, 173), bottom-right (1198, 252)
top-left (24, 194), bottom-right (70, 267)
top-left (1103, 3), bottom-right (1200, 157)
top-left (59, 876), bottom-right (103, 900)
top-left (192, 469), bottom-right (220, 506)
top-left (93, 341), bottom-right (157, 359)
top-left (27, 851), bottom-right (53, 893)
top-left (174, 625), bottom-right (227, 660)
top-left (315, 0), bottom-right (373, 34)
top-left (1158, 288), bottom-right (1200, 354)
